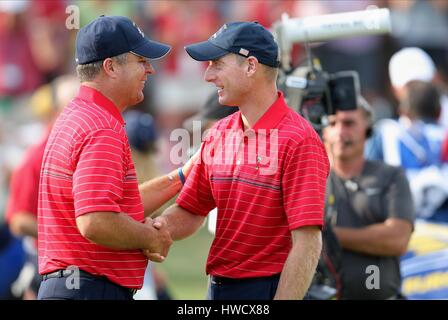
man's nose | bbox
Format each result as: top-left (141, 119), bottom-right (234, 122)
top-left (204, 65), bottom-right (215, 83)
top-left (333, 123), bottom-right (347, 140)
top-left (146, 62), bottom-right (155, 75)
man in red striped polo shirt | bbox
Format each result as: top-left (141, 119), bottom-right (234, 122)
top-left (37, 16), bottom-right (189, 300)
top-left (150, 22), bottom-right (330, 300)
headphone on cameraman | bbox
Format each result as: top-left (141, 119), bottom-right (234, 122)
top-left (357, 95), bottom-right (374, 139)
top-left (333, 96), bottom-right (374, 150)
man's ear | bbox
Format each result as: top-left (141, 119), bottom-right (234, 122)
top-left (246, 56), bottom-right (259, 77)
top-left (102, 58), bottom-right (117, 79)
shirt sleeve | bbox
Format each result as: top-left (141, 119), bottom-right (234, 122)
top-left (5, 159), bottom-right (39, 222)
top-left (364, 128), bottom-right (384, 161)
top-left (72, 128), bottom-right (126, 217)
top-left (176, 143), bottom-right (216, 216)
top-left (386, 167), bottom-right (416, 225)
top-left (5, 140), bottom-right (46, 222)
top-left (282, 137), bottom-right (330, 230)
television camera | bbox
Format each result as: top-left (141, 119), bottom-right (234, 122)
top-left (272, 7), bottom-right (392, 130)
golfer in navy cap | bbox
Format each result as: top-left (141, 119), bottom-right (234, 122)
top-left (37, 16), bottom-right (193, 300)
top-left (148, 22), bottom-right (330, 300)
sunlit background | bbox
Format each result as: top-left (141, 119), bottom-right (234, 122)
top-left (1, 0), bottom-right (448, 300)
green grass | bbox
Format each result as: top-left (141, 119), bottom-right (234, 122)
top-left (157, 226), bottom-right (214, 300)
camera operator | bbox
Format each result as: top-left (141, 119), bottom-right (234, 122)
top-left (322, 96), bottom-right (415, 299)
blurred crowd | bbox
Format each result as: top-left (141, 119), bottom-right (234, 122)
top-left (1, 0), bottom-right (448, 300)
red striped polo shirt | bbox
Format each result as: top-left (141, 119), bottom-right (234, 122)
top-left (176, 91), bottom-right (329, 279)
top-left (38, 85), bottom-right (147, 289)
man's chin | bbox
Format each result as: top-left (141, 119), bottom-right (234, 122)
top-left (131, 94), bottom-right (144, 106)
top-left (334, 151), bottom-right (351, 160)
top-left (218, 96), bottom-right (235, 107)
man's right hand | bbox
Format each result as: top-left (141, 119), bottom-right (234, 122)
top-left (143, 217), bottom-right (172, 262)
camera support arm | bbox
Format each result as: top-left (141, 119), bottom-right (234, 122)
top-left (273, 8), bottom-right (392, 71)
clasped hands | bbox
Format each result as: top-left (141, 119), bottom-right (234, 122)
top-left (142, 216), bottom-right (172, 263)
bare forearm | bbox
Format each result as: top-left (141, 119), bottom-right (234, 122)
top-left (76, 212), bottom-right (156, 250)
top-left (139, 151), bottom-right (199, 217)
top-left (10, 213), bottom-right (38, 238)
top-left (139, 169), bottom-right (184, 217)
top-left (274, 227), bottom-right (322, 300)
top-left (334, 219), bottom-right (412, 256)
top-left (160, 204), bottom-right (205, 240)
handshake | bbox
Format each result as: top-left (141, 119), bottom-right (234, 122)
top-left (138, 150), bottom-right (201, 263)
top-left (141, 216), bottom-right (173, 263)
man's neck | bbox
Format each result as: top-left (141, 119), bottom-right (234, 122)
top-left (82, 81), bottom-right (126, 112)
top-left (332, 157), bottom-right (365, 180)
top-left (239, 87), bottom-right (277, 130)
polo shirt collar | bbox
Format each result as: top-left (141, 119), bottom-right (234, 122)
top-left (247, 91), bottom-right (289, 134)
top-left (77, 85), bottom-right (124, 125)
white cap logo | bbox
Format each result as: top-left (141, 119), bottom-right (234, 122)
top-left (212, 24), bottom-right (227, 39)
top-left (239, 48), bottom-right (249, 56)
top-left (133, 22), bottom-right (145, 38)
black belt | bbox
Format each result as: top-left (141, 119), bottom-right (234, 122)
top-left (42, 269), bottom-right (137, 296)
top-left (211, 273), bottom-right (281, 285)
top-left (42, 269), bottom-right (77, 280)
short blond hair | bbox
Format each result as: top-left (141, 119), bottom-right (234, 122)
top-left (76, 52), bottom-right (128, 82)
top-left (233, 54), bottom-right (278, 82)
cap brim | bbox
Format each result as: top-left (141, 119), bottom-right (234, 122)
top-left (132, 39), bottom-right (171, 60)
top-left (185, 41), bottom-right (228, 61)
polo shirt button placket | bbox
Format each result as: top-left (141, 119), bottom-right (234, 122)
top-left (256, 155), bottom-right (262, 171)
top-left (233, 133), bottom-right (245, 173)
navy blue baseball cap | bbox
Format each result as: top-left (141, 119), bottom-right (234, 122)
top-left (185, 21), bottom-right (279, 68)
top-left (75, 15), bottom-right (171, 65)
top-left (124, 110), bottom-right (158, 153)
